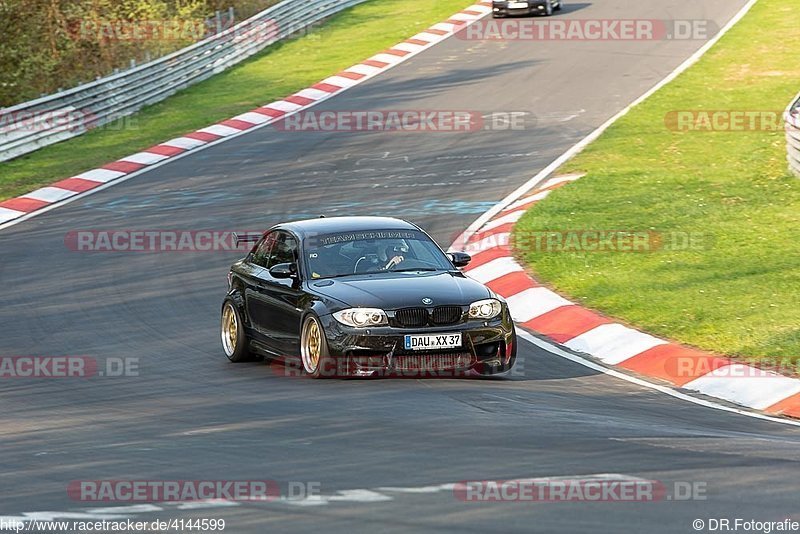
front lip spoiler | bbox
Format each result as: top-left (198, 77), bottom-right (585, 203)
top-left (344, 339), bottom-right (505, 377)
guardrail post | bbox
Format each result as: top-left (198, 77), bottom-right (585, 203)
top-left (786, 93), bottom-right (800, 178)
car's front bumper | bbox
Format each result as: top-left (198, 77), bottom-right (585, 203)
top-left (492, 1), bottom-right (549, 17)
top-left (317, 311), bottom-right (516, 377)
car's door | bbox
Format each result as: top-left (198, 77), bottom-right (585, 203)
top-left (242, 232), bottom-right (278, 345)
top-left (257, 231), bottom-right (305, 356)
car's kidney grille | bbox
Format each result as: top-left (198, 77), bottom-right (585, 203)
top-left (394, 306), bottom-right (463, 327)
top-left (432, 306), bottom-right (463, 325)
top-left (395, 307), bottom-right (429, 327)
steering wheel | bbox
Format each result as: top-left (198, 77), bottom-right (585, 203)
top-left (354, 254), bottom-right (381, 274)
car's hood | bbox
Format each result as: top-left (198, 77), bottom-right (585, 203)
top-left (308, 271), bottom-right (492, 310)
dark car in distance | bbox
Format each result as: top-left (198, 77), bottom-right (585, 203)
top-left (492, 0), bottom-right (562, 18)
top-left (220, 216), bottom-right (516, 378)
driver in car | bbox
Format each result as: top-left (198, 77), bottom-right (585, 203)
top-left (381, 240), bottom-right (409, 270)
top-left (353, 239), bottom-right (411, 273)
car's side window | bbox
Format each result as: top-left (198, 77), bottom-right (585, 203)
top-left (267, 232), bottom-right (298, 269)
top-left (251, 233), bottom-right (275, 267)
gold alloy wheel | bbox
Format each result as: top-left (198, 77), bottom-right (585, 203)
top-left (221, 302), bottom-right (238, 357)
top-left (301, 318), bottom-right (322, 373)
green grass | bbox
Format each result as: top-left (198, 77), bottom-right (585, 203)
top-left (514, 0), bottom-right (800, 364)
top-left (0, 0), bottom-right (471, 200)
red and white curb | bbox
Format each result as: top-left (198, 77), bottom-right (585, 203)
top-left (456, 174), bottom-right (800, 419)
top-left (0, 2), bottom-right (492, 230)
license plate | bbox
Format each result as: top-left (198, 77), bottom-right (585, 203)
top-left (404, 333), bottom-right (462, 351)
top-left (507, 1), bottom-right (528, 8)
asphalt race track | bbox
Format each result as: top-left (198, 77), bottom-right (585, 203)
top-left (4, 1), bottom-right (799, 532)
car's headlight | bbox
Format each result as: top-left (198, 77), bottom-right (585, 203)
top-left (468, 299), bottom-right (503, 320)
top-left (333, 308), bottom-right (388, 328)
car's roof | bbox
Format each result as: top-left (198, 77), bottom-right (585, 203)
top-left (274, 216), bottom-right (420, 237)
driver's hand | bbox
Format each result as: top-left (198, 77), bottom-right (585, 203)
top-left (384, 255), bottom-right (404, 270)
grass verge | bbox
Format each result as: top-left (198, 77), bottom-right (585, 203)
top-left (0, 0), bottom-right (471, 200)
top-left (514, 0), bottom-right (800, 364)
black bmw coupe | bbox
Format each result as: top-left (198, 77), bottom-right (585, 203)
top-left (220, 216), bottom-right (516, 378)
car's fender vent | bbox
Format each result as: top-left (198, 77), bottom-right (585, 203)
top-left (395, 307), bottom-right (429, 327)
top-left (432, 305), bottom-right (463, 325)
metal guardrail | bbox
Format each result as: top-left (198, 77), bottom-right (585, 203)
top-left (786, 93), bottom-right (800, 177)
top-left (0, 0), bottom-right (368, 162)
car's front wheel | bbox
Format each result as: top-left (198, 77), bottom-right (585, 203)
top-left (554, 0), bottom-right (562, 11)
top-left (221, 299), bottom-right (251, 362)
top-left (301, 315), bottom-right (334, 378)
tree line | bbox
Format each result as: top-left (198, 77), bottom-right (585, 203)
top-left (0, 0), bottom-right (277, 107)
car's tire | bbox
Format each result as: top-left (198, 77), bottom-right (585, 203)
top-left (301, 315), bottom-right (334, 378)
top-left (221, 299), bottom-right (252, 362)
top-left (506, 326), bottom-right (518, 372)
top-left (554, 0), bottom-right (562, 11)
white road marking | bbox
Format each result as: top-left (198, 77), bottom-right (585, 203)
top-left (120, 151), bottom-right (170, 165)
top-left (293, 88), bottom-right (329, 101)
top-left (501, 190), bottom-right (551, 212)
top-left (464, 256), bottom-right (523, 284)
top-left (454, 0), bottom-right (760, 247)
top-left (517, 330), bottom-right (800, 428)
top-left (160, 136), bottom-right (206, 150)
top-left (21, 187), bottom-right (77, 203)
top-left (266, 100), bottom-right (303, 113)
top-left (73, 168), bottom-right (125, 183)
top-left (563, 323), bottom-right (667, 365)
top-left (85, 505), bottom-right (164, 514)
top-left (197, 124), bottom-right (243, 137)
top-left (174, 499), bottom-right (241, 510)
top-left (346, 63), bottom-right (384, 76)
top-left (232, 112), bottom-right (273, 125)
top-left (320, 75), bottom-right (361, 88)
top-left (506, 287), bottom-right (572, 323)
top-left (480, 210), bottom-right (525, 231)
top-left (0, 207), bottom-right (26, 223)
top-left (683, 365), bottom-right (800, 411)
top-left (0, 5), bottom-right (490, 232)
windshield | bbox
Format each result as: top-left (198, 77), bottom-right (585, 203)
top-left (303, 229), bottom-right (454, 279)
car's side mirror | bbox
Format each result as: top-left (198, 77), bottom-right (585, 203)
top-left (269, 263), bottom-right (297, 279)
top-left (448, 252), bottom-right (472, 268)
